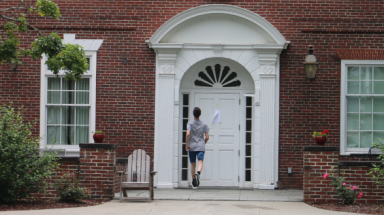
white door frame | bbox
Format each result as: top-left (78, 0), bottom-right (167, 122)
top-left (147, 4), bottom-right (289, 189)
top-left (178, 89), bottom-right (256, 188)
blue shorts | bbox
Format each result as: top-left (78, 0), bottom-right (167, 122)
top-left (189, 151), bottom-right (205, 163)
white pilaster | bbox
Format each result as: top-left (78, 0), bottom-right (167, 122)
top-left (258, 53), bottom-right (277, 189)
top-left (155, 49), bottom-right (178, 188)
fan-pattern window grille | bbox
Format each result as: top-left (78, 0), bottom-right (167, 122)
top-left (195, 64), bottom-right (241, 87)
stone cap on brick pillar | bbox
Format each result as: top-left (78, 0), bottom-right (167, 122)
top-left (303, 146), bottom-right (339, 152)
top-left (79, 143), bottom-right (117, 149)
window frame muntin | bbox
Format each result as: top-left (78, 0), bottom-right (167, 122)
top-left (40, 51), bottom-right (97, 150)
top-left (341, 60), bottom-right (384, 155)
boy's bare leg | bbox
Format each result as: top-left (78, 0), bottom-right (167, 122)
top-left (191, 162), bottom-right (196, 179)
top-left (197, 160), bottom-right (203, 172)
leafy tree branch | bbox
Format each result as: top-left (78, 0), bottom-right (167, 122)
top-left (0, 0), bottom-right (88, 80)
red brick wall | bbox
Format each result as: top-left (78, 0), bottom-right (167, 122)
top-left (31, 160), bottom-right (79, 199)
top-left (304, 148), bottom-right (384, 204)
top-left (2, 0), bottom-right (384, 189)
top-left (79, 147), bottom-right (116, 202)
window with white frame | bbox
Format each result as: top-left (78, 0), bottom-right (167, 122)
top-left (341, 60), bottom-right (384, 154)
top-left (40, 51), bottom-right (98, 152)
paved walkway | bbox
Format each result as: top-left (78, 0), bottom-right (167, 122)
top-left (115, 188), bottom-right (303, 201)
top-left (1, 200), bottom-right (363, 215)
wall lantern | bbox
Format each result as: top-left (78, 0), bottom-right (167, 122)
top-left (9, 60), bottom-right (18, 72)
top-left (303, 45), bottom-right (318, 82)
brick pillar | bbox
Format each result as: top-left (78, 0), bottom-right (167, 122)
top-left (303, 146), bottom-right (339, 203)
top-left (79, 144), bottom-right (117, 202)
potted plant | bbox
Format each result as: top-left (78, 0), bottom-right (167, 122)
top-left (92, 131), bottom-right (104, 143)
top-left (312, 130), bottom-right (329, 145)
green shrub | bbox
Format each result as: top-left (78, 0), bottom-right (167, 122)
top-left (54, 172), bottom-right (90, 202)
top-left (0, 103), bottom-right (59, 203)
top-left (369, 139), bottom-right (384, 185)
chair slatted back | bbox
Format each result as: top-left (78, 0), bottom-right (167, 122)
top-left (126, 149), bottom-right (150, 182)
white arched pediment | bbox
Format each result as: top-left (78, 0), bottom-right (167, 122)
top-left (147, 4), bottom-right (289, 47)
top-left (160, 14), bottom-right (275, 44)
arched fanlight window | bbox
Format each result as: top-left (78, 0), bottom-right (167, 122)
top-left (194, 64), bottom-right (241, 87)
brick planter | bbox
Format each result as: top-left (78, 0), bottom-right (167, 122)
top-left (79, 144), bottom-right (117, 202)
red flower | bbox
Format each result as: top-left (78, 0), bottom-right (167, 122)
top-left (324, 130), bottom-right (329, 134)
top-left (321, 132), bottom-right (325, 135)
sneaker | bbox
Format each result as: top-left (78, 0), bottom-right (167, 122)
top-left (192, 179), bottom-right (197, 189)
top-left (195, 173), bottom-right (200, 187)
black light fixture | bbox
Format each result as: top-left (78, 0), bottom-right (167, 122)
top-left (303, 45), bottom-right (318, 82)
top-left (9, 60), bottom-right (18, 72)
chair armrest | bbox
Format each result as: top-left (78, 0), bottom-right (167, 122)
top-left (116, 171), bottom-right (125, 175)
top-left (150, 171), bottom-right (157, 176)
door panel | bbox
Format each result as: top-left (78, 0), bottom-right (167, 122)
top-left (194, 93), bottom-right (240, 187)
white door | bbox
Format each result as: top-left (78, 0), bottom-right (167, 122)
top-left (194, 93), bottom-right (240, 187)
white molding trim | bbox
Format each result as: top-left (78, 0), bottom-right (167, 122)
top-left (147, 4), bottom-right (289, 47)
top-left (340, 60), bottom-right (384, 155)
top-left (39, 34), bottom-right (103, 152)
top-left (150, 6), bottom-right (285, 189)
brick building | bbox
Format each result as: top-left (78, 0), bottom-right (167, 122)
top-left (1, 1), bottom-right (384, 193)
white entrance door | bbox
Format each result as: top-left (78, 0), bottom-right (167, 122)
top-left (194, 93), bottom-right (240, 187)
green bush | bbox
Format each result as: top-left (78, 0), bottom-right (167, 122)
top-left (0, 103), bottom-right (59, 203)
top-left (369, 139), bottom-right (384, 185)
top-left (54, 172), bottom-right (90, 202)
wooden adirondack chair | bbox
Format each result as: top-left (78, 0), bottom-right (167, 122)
top-left (117, 149), bottom-right (157, 202)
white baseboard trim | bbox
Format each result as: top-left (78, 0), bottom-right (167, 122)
top-left (258, 184), bottom-right (275, 189)
top-left (156, 183), bottom-right (174, 189)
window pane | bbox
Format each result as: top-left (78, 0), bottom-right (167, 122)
top-left (61, 126), bottom-right (74, 145)
top-left (47, 106), bottom-right (60, 124)
top-left (246, 132), bottom-right (251, 143)
top-left (374, 97), bottom-right (384, 112)
top-left (360, 97), bottom-right (372, 112)
top-left (182, 157), bottom-right (188, 168)
top-left (183, 94), bottom-right (189, 105)
top-left (183, 107), bottom-right (188, 118)
top-left (182, 169), bottom-right (188, 181)
top-left (86, 58), bottom-right (90, 70)
top-left (347, 97), bottom-right (359, 112)
top-left (374, 67), bottom-right (384, 80)
top-left (245, 170), bottom-right (251, 181)
top-left (348, 67), bottom-right (359, 80)
top-left (246, 97), bottom-right (252, 106)
top-left (76, 107), bottom-right (89, 125)
top-left (76, 126), bottom-right (89, 144)
top-left (182, 132), bottom-right (186, 143)
top-left (360, 113), bottom-right (372, 130)
top-left (245, 157), bottom-right (251, 169)
top-left (361, 67), bottom-right (372, 80)
top-left (374, 82), bottom-right (384, 94)
top-left (348, 81), bottom-right (359, 94)
top-left (182, 144), bottom-right (187, 155)
top-left (47, 91), bottom-right (60, 104)
top-left (76, 92), bottom-right (89, 104)
top-left (361, 81), bottom-right (372, 94)
top-left (246, 120), bottom-right (252, 131)
top-left (347, 113), bottom-right (359, 130)
top-left (47, 126), bottom-right (60, 145)
top-left (48, 78), bottom-right (60, 90)
top-left (62, 106), bottom-right (75, 125)
top-left (373, 132), bottom-right (384, 142)
top-left (62, 79), bottom-right (75, 90)
top-left (347, 132), bottom-right (359, 148)
top-left (246, 107), bottom-right (252, 119)
top-left (246, 145), bottom-right (251, 156)
top-left (373, 114), bottom-right (384, 130)
top-left (77, 78), bottom-right (89, 90)
top-left (183, 119), bottom-right (188, 130)
top-left (62, 92), bottom-right (75, 104)
top-left (360, 132), bottom-right (372, 148)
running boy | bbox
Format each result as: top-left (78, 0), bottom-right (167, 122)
top-left (185, 107), bottom-right (209, 189)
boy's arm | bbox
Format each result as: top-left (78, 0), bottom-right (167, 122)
top-left (186, 130), bottom-right (190, 150)
top-left (205, 132), bottom-right (209, 144)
